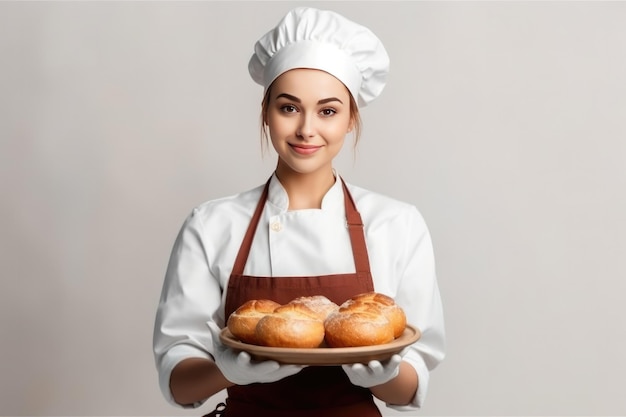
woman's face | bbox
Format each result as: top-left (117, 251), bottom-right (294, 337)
top-left (265, 68), bottom-right (354, 178)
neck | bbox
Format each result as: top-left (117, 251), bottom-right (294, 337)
top-left (274, 165), bottom-right (336, 210)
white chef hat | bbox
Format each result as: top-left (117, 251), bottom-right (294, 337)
top-left (248, 7), bottom-right (390, 107)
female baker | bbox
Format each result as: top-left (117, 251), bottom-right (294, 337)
top-left (153, 7), bottom-right (445, 417)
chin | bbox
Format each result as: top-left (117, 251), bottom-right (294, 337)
top-left (278, 160), bottom-right (332, 177)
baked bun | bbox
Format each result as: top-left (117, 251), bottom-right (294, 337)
top-left (255, 303), bottom-right (325, 348)
top-left (324, 292), bottom-right (407, 347)
top-left (347, 292), bottom-right (407, 338)
top-left (227, 299), bottom-right (281, 344)
top-left (324, 304), bottom-right (394, 347)
top-left (287, 295), bottom-right (339, 321)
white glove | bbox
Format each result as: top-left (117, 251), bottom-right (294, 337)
top-left (207, 321), bottom-right (305, 386)
top-left (342, 353), bottom-right (403, 388)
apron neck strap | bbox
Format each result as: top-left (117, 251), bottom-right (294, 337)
top-left (231, 176), bottom-right (372, 275)
top-left (340, 178), bottom-right (371, 274)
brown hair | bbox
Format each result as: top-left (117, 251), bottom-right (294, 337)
top-left (259, 85), bottom-right (362, 153)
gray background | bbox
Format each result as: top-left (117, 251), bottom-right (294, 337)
top-left (1, 1), bottom-right (625, 416)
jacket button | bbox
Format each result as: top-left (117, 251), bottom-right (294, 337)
top-left (270, 222), bottom-right (282, 232)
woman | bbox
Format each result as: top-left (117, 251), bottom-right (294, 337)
top-left (153, 7), bottom-right (445, 416)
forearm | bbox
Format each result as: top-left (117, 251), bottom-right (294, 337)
top-left (169, 357), bottom-right (234, 407)
top-left (369, 361), bottom-right (418, 406)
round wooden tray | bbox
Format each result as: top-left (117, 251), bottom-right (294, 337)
top-left (220, 324), bottom-right (421, 365)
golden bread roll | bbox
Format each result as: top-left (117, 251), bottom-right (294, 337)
top-left (255, 303), bottom-right (325, 348)
top-left (287, 295), bottom-right (339, 321)
top-left (345, 292), bottom-right (407, 338)
top-left (227, 299), bottom-right (281, 344)
top-left (324, 304), bottom-right (394, 347)
top-left (324, 292), bottom-right (407, 347)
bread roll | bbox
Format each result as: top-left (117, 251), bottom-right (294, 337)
top-left (324, 292), bottom-right (407, 347)
top-left (255, 303), bottom-right (325, 348)
top-left (346, 292), bottom-right (407, 338)
top-left (227, 299), bottom-right (281, 344)
top-left (324, 304), bottom-right (394, 348)
top-left (287, 295), bottom-right (339, 321)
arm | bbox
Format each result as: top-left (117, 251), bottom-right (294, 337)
top-left (153, 208), bottom-right (225, 407)
top-left (369, 361), bottom-right (418, 405)
top-left (170, 358), bottom-right (233, 407)
top-left (390, 206), bottom-right (446, 408)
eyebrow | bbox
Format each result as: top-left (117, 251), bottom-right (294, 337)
top-left (276, 93), bottom-right (344, 105)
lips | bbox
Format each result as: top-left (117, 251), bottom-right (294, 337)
top-left (289, 144), bottom-right (322, 155)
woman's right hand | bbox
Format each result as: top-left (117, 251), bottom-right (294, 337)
top-left (207, 321), bottom-right (305, 385)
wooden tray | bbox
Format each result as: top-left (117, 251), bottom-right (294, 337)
top-left (220, 324), bottom-right (421, 365)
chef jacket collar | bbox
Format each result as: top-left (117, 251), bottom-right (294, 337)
top-left (267, 171), bottom-right (345, 213)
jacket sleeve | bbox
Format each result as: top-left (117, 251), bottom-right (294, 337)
top-left (388, 205), bottom-right (446, 410)
top-left (152, 208), bottom-right (223, 408)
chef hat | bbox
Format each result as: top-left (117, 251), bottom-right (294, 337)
top-left (248, 7), bottom-right (390, 107)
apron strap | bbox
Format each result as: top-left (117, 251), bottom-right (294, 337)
top-left (231, 179), bottom-right (270, 276)
top-left (231, 176), bottom-right (371, 275)
top-left (340, 178), bottom-right (371, 274)
top-left (201, 402), bottom-right (226, 417)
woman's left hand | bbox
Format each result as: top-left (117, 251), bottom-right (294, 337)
top-left (342, 353), bottom-right (403, 388)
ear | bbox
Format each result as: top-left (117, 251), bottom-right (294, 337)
top-left (347, 118), bottom-right (355, 133)
top-left (262, 110), bottom-right (270, 127)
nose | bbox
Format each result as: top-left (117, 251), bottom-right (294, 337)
top-left (296, 113), bottom-right (315, 139)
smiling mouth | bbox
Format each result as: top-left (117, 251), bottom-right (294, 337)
top-left (289, 144), bottom-right (322, 155)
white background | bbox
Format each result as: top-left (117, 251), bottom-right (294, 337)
top-left (1, 1), bottom-right (625, 416)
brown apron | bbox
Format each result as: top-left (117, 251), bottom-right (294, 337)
top-left (221, 177), bottom-right (382, 417)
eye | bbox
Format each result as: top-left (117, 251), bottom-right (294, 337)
top-left (320, 108), bottom-right (337, 117)
top-left (280, 104), bottom-right (298, 113)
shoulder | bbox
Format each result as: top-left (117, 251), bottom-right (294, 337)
top-left (343, 181), bottom-right (431, 240)
top-left (344, 181), bottom-right (433, 250)
top-left (345, 181), bottom-right (424, 223)
top-left (188, 183), bottom-right (264, 225)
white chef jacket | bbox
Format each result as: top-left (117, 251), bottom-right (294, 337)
top-left (153, 173), bottom-right (445, 410)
